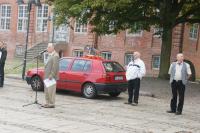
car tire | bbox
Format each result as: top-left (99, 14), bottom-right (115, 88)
top-left (82, 83), bottom-right (97, 99)
top-left (30, 76), bottom-right (44, 91)
top-left (109, 92), bottom-right (121, 97)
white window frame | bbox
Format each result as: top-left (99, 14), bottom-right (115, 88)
top-left (54, 24), bottom-right (70, 42)
top-left (126, 23), bottom-right (143, 37)
top-left (109, 21), bottom-right (115, 31)
top-left (17, 5), bottom-right (28, 32)
top-left (189, 24), bottom-right (199, 40)
top-left (124, 53), bottom-right (133, 65)
top-left (0, 4), bottom-right (11, 31)
top-left (153, 27), bottom-right (162, 37)
top-left (105, 21), bottom-right (116, 36)
top-left (152, 55), bottom-right (160, 70)
top-left (73, 49), bottom-right (83, 57)
top-left (126, 29), bottom-right (143, 37)
top-left (101, 52), bottom-right (112, 60)
top-left (36, 4), bottom-right (48, 32)
top-left (74, 19), bottom-right (88, 34)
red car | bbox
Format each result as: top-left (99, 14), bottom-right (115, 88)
top-left (26, 55), bottom-right (127, 98)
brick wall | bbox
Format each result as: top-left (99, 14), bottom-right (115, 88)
top-left (65, 27), bottom-right (163, 77)
top-left (182, 24), bottom-right (200, 78)
top-left (0, 0), bottom-right (51, 58)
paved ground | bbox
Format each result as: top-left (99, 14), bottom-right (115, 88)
top-left (0, 77), bottom-right (200, 133)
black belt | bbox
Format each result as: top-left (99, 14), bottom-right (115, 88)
top-left (128, 64), bottom-right (140, 68)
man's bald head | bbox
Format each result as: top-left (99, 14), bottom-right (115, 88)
top-left (133, 51), bottom-right (141, 60)
top-left (177, 53), bottom-right (184, 63)
top-left (0, 41), bottom-right (6, 49)
top-left (47, 43), bottom-right (55, 53)
top-left (0, 41), bottom-right (3, 48)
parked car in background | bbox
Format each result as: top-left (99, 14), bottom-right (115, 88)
top-left (26, 55), bottom-right (127, 99)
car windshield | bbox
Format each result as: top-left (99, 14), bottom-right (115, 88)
top-left (103, 62), bottom-right (125, 72)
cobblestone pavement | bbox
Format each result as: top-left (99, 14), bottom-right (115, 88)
top-left (0, 78), bottom-right (200, 133)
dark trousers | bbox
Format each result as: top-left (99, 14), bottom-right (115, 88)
top-left (128, 78), bottom-right (140, 103)
top-left (170, 80), bottom-right (185, 113)
top-left (0, 64), bottom-right (5, 87)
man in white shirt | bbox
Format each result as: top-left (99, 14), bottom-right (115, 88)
top-left (167, 53), bottom-right (191, 115)
top-left (125, 51), bottom-right (146, 105)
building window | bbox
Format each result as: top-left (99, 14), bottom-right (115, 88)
top-left (126, 29), bottom-right (143, 37)
top-left (36, 5), bottom-right (48, 32)
top-left (17, 5), bottom-right (28, 31)
top-left (126, 23), bottom-right (143, 37)
top-left (54, 24), bottom-right (69, 42)
top-left (153, 27), bottom-right (163, 37)
top-left (105, 21), bottom-right (116, 36)
top-left (101, 52), bottom-right (112, 60)
top-left (189, 24), bottom-right (199, 39)
top-left (152, 55), bottom-right (160, 70)
top-left (74, 19), bottom-right (87, 33)
top-left (125, 53), bottom-right (133, 65)
top-left (109, 21), bottom-right (115, 31)
top-left (0, 4), bottom-right (11, 30)
top-left (73, 50), bottom-right (83, 57)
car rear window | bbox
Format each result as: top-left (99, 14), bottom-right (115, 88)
top-left (103, 62), bottom-right (125, 72)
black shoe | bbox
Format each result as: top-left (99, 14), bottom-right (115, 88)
top-left (131, 102), bottom-right (138, 106)
top-left (175, 112), bottom-right (182, 115)
top-left (167, 110), bottom-right (176, 113)
top-left (124, 102), bottom-right (132, 105)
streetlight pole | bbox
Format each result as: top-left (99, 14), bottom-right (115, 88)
top-left (51, 11), bottom-right (55, 43)
top-left (17, 0), bottom-right (41, 80)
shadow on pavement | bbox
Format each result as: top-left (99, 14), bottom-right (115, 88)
top-left (56, 89), bottom-right (124, 101)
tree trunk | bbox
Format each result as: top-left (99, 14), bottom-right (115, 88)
top-left (158, 26), bottom-right (173, 79)
top-left (93, 32), bottom-right (98, 49)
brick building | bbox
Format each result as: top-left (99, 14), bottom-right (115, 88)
top-left (0, 0), bottom-right (199, 79)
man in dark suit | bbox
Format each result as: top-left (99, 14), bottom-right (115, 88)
top-left (0, 41), bottom-right (7, 88)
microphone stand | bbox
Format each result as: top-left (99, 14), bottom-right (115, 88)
top-left (23, 51), bottom-right (45, 107)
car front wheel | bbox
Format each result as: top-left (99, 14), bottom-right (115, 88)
top-left (82, 83), bottom-right (97, 99)
top-left (30, 76), bottom-right (44, 91)
top-left (109, 92), bottom-right (121, 97)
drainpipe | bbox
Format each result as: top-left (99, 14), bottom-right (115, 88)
top-left (179, 23), bottom-right (185, 53)
top-left (196, 25), bottom-right (200, 52)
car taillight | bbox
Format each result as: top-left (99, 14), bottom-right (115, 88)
top-left (102, 74), bottom-right (111, 82)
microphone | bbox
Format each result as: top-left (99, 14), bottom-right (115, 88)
top-left (39, 49), bottom-right (47, 54)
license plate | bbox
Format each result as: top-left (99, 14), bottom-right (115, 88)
top-left (115, 76), bottom-right (123, 80)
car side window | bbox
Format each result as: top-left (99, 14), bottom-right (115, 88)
top-left (59, 58), bottom-right (72, 71)
top-left (71, 60), bottom-right (87, 72)
top-left (83, 61), bottom-right (92, 72)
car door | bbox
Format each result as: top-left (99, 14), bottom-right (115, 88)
top-left (57, 58), bottom-right (72, 89)
top-left (68, 59), bottom-right (92, 92)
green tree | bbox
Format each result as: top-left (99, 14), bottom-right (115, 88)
top-left (47, 0), bottom-right (200, 79)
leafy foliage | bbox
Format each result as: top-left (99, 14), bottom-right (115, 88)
top-left (47, 0), bottom-right (200, 35)
top-left (46, 0), bottom-right (200, 78)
